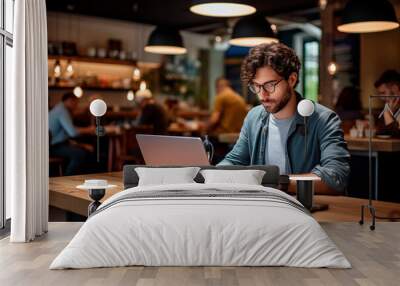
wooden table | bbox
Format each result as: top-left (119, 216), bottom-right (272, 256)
top-left (344, 135), bottom-right (400, 152)
top-left (204, 134), bottom-right (400, 200)
top-left (218, 134), bottom-right (400, 149)
top-left (50, 172), bottom-right (123, 217)
top-left (217, 135), bottom-right (400, 200)
top-left (49, 172), bottom-right (400, 221)
top-left (344, 135), bottom-right (400, 200)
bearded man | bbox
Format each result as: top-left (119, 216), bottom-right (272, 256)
top-left (218, 43), bottom-right (350, 193)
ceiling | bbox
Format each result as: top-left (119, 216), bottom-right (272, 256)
top-left (46, 0), bottom-right (319, 32)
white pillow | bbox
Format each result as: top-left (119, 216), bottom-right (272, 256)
top-left (200, 169), bottom-right (266, 185)
top-left (135, 167), bottom-right (200, 186)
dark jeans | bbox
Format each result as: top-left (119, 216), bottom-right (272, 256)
top-left (50, 142), bottom-right (87, 175)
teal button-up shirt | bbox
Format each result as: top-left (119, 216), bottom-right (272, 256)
top-left (218, 94), bottom-right (350, 192)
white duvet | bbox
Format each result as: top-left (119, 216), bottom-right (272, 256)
top-left (50, 183), bottom-right (351, 269)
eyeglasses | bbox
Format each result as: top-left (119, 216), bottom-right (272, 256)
top-left (248, 79), bottom-right (283, 94)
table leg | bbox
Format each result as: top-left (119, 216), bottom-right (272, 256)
top-left (375, 151), bottom-right (379, 200)
top-left (296, 181), bottom-right (314, 210)
top-left (296, 180), bottom-right (329, 212)
top-left (115, 136), bottom-right (121, 159)
top-left (108, 137), bottom-right (114, 172)
top-left (88, 188), bottom-right (105, 216)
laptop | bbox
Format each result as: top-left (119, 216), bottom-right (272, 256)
top-left (136, 134), bottom-right (210, 166)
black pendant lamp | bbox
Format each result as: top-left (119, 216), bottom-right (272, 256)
top-left (338, 0), bottom-right (399, 33)
top-left (229, 14), bottom-right (278, 47)
top-left (190, 0), bottom-right (256, 17)
top-left (144, 27), bottom-right (187, 55)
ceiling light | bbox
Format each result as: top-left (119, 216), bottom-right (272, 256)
top-left (229, 15), bottom-right (279, 47)
top-left (127, 90), bottom-right (135, 101)
top-left (73, 86), bottom-right (83, 98)
top-left (190, 1), bottom-right (256, 17)
top-left (65, 60), bottom-right (74, 78)
top-left (132, 67), bottom-right (141, 81)
top-left (145, 27), bottom-right (186, 55)
top-left (54, 60), bottom-right (62, 78)
top-left (338, 0), bottom-right (399, 33)
top-left (327, 62), bottom-right (337, 75)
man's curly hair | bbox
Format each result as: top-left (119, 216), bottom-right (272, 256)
top-left (241, 43), bottom-right (301, 87)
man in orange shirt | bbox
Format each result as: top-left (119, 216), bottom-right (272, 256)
top-left (206, 77), bottom-right (248, 134)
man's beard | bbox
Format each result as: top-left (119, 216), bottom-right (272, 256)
top-left (262, 88), bottom-right (292, 114)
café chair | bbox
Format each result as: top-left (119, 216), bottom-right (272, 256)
top-left (115, 125), bottom-right (154, 170)
top-left (49, 131), bottom-right (64, 176)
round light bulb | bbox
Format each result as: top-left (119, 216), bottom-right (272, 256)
top-left (73, 86), bottom-right (83, 98)
top-left (65, 60), bottom-right (74, 77)
top-left (90, 99), bottom-right (107, 117)
top-left (132, 67), bottom-right (141, 81)
top-left (127, 90), bottom-right (135, 101)
top-left (319, 0), bottom-right (327, 10)
top-left (297, 99), bottom-right (315, 117)
top-left (327, 62), bottom-right (337, 75)
top-left (54, 61), bottom-right (62, 78)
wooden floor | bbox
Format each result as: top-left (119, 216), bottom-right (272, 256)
top-left (1, 222), bottom-right (400, 286)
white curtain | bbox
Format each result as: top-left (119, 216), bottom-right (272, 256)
top-left (7, 0), bottom-right (49, 242)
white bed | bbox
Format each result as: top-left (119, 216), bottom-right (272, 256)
top-left (50, 183), bottom-right (351, 269)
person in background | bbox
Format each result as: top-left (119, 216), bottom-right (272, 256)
top-left (375, 70), bottom-right (400, 133)
top-left (218, 43), bottom-right (350, 194)
top-left (373, 70), bottom-right (400, 201)
top-left (49, 92), bottom-right (95, 175)
top-left (334, 86), bottom-right (364, 134)
top-left (335, 86), bottom-right (363, 121)
top-left (205, 77), bottom-right (248, 134)
top-left (137, 96), bottom-right (169, 135)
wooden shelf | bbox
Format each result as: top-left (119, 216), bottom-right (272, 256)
top-left (224, 58), bottom-right (243, 65)
top-left (48, 55), bottom-right (160, 69)
top-left (48, 86), bottom-right (132, 92)
top-left (176, 110), bottom-right (210, 119)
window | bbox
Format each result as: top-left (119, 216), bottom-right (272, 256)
top-left (302, 40), bottom-right (319, 102)
top-left (1, 0), bottom-right (14, 230)
top-left (5, 0), bottom-right (13, 33)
